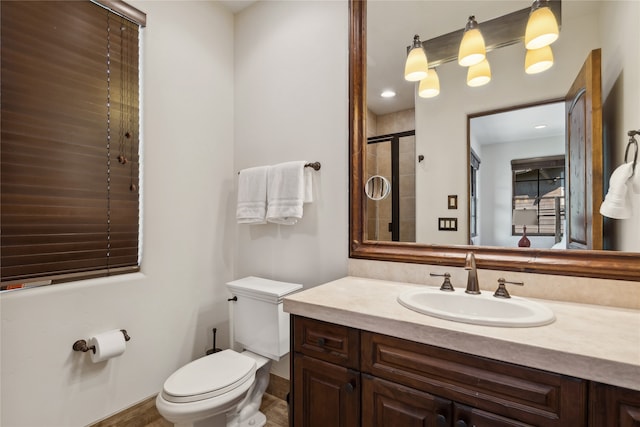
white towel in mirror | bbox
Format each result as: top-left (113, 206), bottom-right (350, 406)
top-left (600, 162), bottom-right (635, 219)
top-left (236, 166), bottom-right (269, 224)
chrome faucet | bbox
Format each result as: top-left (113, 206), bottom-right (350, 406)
top-left (464, 252), bottom-right (481, 294)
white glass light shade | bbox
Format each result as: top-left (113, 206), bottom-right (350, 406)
top-left (418, 69), bottom-right (440, 98)
top-left (525, 45), bottom-right (554, 74)
top-left (467, 59), bottom-right (491, 87)
top-left (404, 46), bottom-right (429, 82)
top-left (458, 28), bottom-right (486, 67)
top-left (525, 5), bottom-right (559, 49)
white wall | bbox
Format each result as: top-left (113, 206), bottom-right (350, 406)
top-left (415, 7), bottom-right (600, 245)
top-left (0, 2), bottom-right (236, 426)
top-left (233, 0), bottom-right (349, 377)
top-left (478, 136), bottom-right (564, 248)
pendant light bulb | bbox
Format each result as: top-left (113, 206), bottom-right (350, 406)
top-left (418, 69), bottom-right (440, 98)
top-left (525, 0), bottom-right (559, 50)
top-left (458, 16), bottom-right (486, 67)
top-left (525, 45), bottom-right (554, 74)
top-left (467, 59), bottom-right (491, 87)
top-left (404, 35), bottom-right (429, 82)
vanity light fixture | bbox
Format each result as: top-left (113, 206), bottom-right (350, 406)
top-left (466, 58), bottom-right (491, 87)
top-left (525, 0), bottom-right (559, 50)
top-left (380, 90), bottom-right (396, 98)
top-left (404, 34), bottom-right (429, 82)
top-left (525, 45), bottom-right (554, 74)
top-left (418, 69), bottom-right (440, 98)
top-left (458, 16), bottom-right (486, 67)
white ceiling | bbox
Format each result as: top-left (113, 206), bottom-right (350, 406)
top-left (218, 0), bottom-right (257, 14)
top-left (470, 101), bottom-right (565, 146)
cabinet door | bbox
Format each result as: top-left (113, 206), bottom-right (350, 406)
top-left (292, 353), bottom-right (359, 427)
top-left (362, 375), bottom-right (451, 427)
top-left (453, 403), bottom-right (535, 427)
top-left (590, 382), bottom-right (640, 427)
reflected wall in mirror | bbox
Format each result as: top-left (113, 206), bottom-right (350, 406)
top-left (350, 0), bottom-right (640, 280)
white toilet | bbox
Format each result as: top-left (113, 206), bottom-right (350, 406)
top-left (156, 277), bottom-right (302, 427)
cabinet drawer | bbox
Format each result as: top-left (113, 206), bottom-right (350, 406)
top-left (362, 331), bottom-right (586, 426)
top-left (293, 316), bottom-right (360, 369)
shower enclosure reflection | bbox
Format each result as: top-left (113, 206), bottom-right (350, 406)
top-left (366, 127), bottom-right (416, 242)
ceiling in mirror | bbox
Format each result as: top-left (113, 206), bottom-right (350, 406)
top-left (366, 0), bottom-right (599, 116)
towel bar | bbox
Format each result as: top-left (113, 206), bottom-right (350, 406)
top-left (626, 130), bottom-right (638, 176)
top-left (237, 162), bottom-right (321, 175)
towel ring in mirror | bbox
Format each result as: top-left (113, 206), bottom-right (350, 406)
top-left (365, 175), bottom-right (391, 201)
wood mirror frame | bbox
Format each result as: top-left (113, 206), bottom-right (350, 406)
top-left (348, 0), bottom-right (640, 281)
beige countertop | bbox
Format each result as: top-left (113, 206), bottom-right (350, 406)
top-left (283, 276), bottom-right (640, 391)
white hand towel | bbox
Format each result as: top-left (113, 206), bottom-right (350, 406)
top-left (236, 166), bottom-right (269, 224)
top-left (267, 161), bottom-right (309, 225)
top-left (600, 162), bottom-right (634, 219)
top-left (631, 163), bottom-right (640, 194)
top-left (304, 166), bottom-right (314, 203)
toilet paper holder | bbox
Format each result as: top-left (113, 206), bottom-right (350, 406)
top-left (72, 329), bottom-right (131, 353)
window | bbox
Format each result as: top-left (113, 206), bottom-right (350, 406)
top-left (511, 156), bottom-right (565, 238)
top-left (1, 1), bottom-right (146, 289)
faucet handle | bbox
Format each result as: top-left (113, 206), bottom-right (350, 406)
top-left (493, 277), bottom-right (524, 299)
top-left (430, 272), bottom-right (455, 292)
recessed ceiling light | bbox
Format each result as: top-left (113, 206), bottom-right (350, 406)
top-left (380, 90), bottom-right (396, 98)
top-left (534, 124), bottom-right (547, 129)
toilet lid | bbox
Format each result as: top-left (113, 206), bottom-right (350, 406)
top-left (162, 349), bottom-right (256, 403)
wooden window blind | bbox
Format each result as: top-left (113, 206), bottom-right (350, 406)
top-left (1, 1), bottom-right (144, 288)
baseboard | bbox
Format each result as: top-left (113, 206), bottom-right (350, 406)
top-left (266, 373), bottom-right (290, 402)
top-left (89, 395), bottom-right (164, 427)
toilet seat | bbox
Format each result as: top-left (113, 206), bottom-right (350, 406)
top-left (161, 350), bottom-right (256, 404)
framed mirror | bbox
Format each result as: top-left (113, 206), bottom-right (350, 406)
top-left (348, 0), bottom-right (640, 281)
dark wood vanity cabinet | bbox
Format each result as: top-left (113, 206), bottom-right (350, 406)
top-left (291, 316), bottom-right (360, 427)
top-left (589, 382), bottom-right (640, 426)
top-left (291, 315), bottom-right (636, 427)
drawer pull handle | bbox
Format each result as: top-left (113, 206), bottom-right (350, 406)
top-left (345, 380), bottom-right (355, 393)
top-left (455, 420), bottom-right (468, 427)
top-left (317, 337), bottom-right (326, 346)
top-left (436, 414), bottom-right (447, 427)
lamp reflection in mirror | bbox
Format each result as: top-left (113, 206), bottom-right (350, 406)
top-left (467, 59), bottom-right (491, 87)
top-left (525, 0), bottom-right (559, 50)
top-left (525, 45), bottom-right (554, 74)
top-left (458, 16), bottom-right (486, 67)
top-left (404, 34), bottom-right (428, 81)
top-left (513, 208), bottom-right (538, 247)
top-left (418, 69), bottom-right (440, 98)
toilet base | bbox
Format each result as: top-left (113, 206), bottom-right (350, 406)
top-left (237, 411), bottom-right (266, 427)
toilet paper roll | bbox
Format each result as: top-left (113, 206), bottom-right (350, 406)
top-left (88, 330), bottom-right (126, 363)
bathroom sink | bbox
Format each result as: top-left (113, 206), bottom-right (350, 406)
top-left (397, 287), bottom-right (555, 327)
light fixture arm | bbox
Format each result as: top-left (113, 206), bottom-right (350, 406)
top-left (464, 16), bottom-right (479, 32)
top-left (411, 34), bottom-right (422, 49)
top-left (530, 0), bottom-right (547, 13)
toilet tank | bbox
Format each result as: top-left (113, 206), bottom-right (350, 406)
top-left (226, 277), bottom-right (302, 361)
